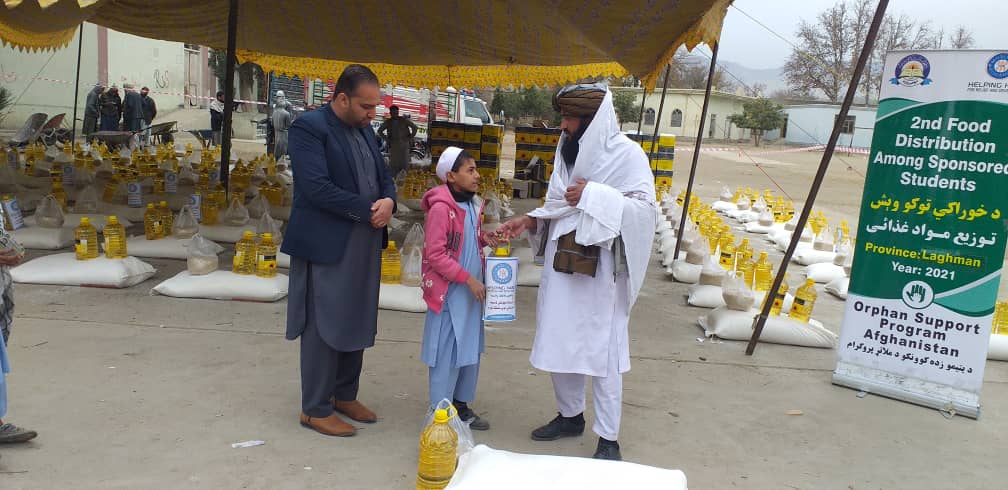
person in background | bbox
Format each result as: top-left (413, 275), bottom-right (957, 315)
top-left (0, 230), bottom-right (38, 450)
top-left (82, 83), bottom-right (103, 137)
top-left (420, 146), bottom-right (499, 430)
top-left (99, 86), bottom-right (122, 131)
top-left (209, 91), bottom-right (225, 146)
top-left (271, 101), bottom-right (292, 160)
top-left (377, 105), bottom-right (418, 177)
top-left (121, 83), bottom-right (144, 133)
top-left (140, 87), bottom-right (157, 144)
top-left (283, 64), bottom-right (397, 437)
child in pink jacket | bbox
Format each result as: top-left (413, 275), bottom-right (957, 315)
top-left (420, 146), bottom-right (499, 430)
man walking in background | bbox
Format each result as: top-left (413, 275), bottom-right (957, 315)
top-left (377, 105), bottom-right (417, 177)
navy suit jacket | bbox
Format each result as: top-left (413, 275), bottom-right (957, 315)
top-left (281, 105), bottom-right (397, 264)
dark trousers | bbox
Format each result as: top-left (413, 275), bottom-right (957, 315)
top-left (100, 115), bottom-right (119, 131)
top-left (300, 318), bottom-right (365, 418)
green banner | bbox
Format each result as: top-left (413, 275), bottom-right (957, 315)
top-left (837, 50), bottom-right (1008, 415)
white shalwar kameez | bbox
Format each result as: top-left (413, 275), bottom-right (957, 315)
top-left (527, 89), bottom-right (656, 441)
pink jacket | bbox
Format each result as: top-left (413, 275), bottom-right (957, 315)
top-left (421, 185), bottom-right (487, 313)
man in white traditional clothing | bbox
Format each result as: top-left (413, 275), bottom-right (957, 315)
top-left (498, 83), bottom-right (656, 461)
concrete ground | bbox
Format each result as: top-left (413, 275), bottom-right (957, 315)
top-left (2, 142), bottom-right (1007, 489)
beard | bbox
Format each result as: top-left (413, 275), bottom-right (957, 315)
top-left (560, 121), bottom-right (589, 166)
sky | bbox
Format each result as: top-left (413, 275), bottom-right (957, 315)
top-left (716, 0), bottom-right (1003, 69)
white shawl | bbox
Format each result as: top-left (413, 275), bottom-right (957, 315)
top-left (528, 89), bottom-right (656, 306)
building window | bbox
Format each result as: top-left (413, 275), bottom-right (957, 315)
top-left (835, 114), bottom-right (855, 134)
top-left (644, 108), bottom-right (655, 125)
top-left (670, 109), bottom-right (683, 127)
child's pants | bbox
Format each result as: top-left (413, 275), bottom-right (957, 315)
top-left (428, 315), bottom-right (480, 407)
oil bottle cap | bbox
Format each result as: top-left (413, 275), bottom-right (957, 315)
top-left (388, 240), bottom-right (396, 249)
top-left (160, 201), bottom-right (168, 207)
top-left (147, 203), bottom-right (155, 209)
top-left (261, 233), bottom-right (272, 240)
top-left (434, 408), bottom-right (449, 423)
top-left (108, 216), bottom-right (119, 224)
top-left (243, 231), bottom-right (254, 238)
top-left (80, 217), bottom-right (90, 225)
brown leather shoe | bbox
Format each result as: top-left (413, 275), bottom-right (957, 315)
top-left (299, 412), bottom-right (356, 437)
top-left (332, 399), bottom-right (377, 423)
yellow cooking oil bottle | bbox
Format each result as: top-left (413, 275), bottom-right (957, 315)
top-left (381, 240), bottom-right (402, 284)
top-left (737, 257), bottom-right (755, 288)
top-left (233, 231), bottom-right (257, 274)
top-left (494, 239), bottom-right (511, 257)
top-left (789, 279), bottom-right (818, 323)
top-left (74, 217), bottom-right (99, 260)
top-left (754, 252), bottom-right (773, 292)
top-left (718, 232), bottom-right (735, 270)
top-left (416, 408), bottom-right (458, 490)
top-left (994, 302), bottom-right (1008, 334)
top-left (144, 203), bottom-right (164, 239)
top-left (255, 232), bottom-right (278, 278)
top-left (201, 195), bottom-right (219, 225)
top-left (768, 274), bottom-right (789, 316)
top-left (102, 216), bottom-right (127, 259)
top-left (51, 181), bottom-right (68, 211)
top-left (159, 201), bottom-right (174, 235)
top-left (102, 177), bottom-right (120, 203)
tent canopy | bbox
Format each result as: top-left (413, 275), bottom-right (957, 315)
top-left (1, 0), bottom-right (729, 88)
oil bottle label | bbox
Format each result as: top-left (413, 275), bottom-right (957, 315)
top-left (127, 182), bottom-right (143, 207)
top-left (6, 150), bottom-right (17, 171)
top-left (2, 199), bottom-right (24, 230)
top-left (62, 163), bottom-right (75, 187)
top-left (189, 194), bottom-right (202, 222)
top-left (165, 171), bottom-right (178, 193)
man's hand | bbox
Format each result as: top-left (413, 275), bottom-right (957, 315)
top-left (466, 275), bottom-right (486, 303)
top-left (565, 178), bottom-right (588, 207)
top-left (0, 249), bottom-right (24, 267)
top-left (370, 198), bottom-right (395, 228)
top-left (498, 216), bottom-right (536, 240)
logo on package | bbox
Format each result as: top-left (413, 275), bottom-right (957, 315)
top-left (492, 263), bottom-right (513, 284)
top-left (988, 53), bottom-right (1008, 79)
top-left (891, 54), bottom-right (932, 87)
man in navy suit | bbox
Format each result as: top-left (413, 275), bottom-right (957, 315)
top-left (282, 64), bottom-right (397, 437)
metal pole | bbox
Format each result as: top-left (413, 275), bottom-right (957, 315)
top-left (647, 65), bottom-right (672, 165)
top-left (71, 24), bottom-right (83, 143)
top-left (220, 0), bottom-right (239, 195)
top-left (672, 42), bottom-right (720, 262)
top-left (746, 0), bottom-right (889, 355)
top-left (635, 88), bottom-right (648, 138)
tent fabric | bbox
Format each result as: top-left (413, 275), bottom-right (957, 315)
top-left (236, 51), bottom-right (628, 89)
top-left (0, 0), bottom-right (730, 88)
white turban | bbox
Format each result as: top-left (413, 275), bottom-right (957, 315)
top-left (436, 146), bottom-right (463, 183)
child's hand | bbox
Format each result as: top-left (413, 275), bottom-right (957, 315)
top-left (481, 229), bottom-right (500, 247)
top-left (466, 275), bottom-right (486, 303)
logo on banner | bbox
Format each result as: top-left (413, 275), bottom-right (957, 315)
top-left (987, 53), bottom-right (1008, 79)
top-left (492, 262), bottom-right (513, 284)
top-left (902, 280), bottom-right (935, 309)
top-left (891, 54), bottom-right (932, 87)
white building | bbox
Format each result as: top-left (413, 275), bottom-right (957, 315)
top-left (780, 103), bottom-right (878, 149)
top-left (0, 23), bottom-right (215, 132)
top-left (613, 87), bottom-right (756, 141)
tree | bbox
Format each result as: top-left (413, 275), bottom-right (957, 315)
top-left (612, 90), bottom-right (641, 129)
top-left (939, 25), bottom-right (976, 49)
top-left (728, 98), bottom-right (785, 147)
top-left (782, 0), bottom-right (964, 104)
